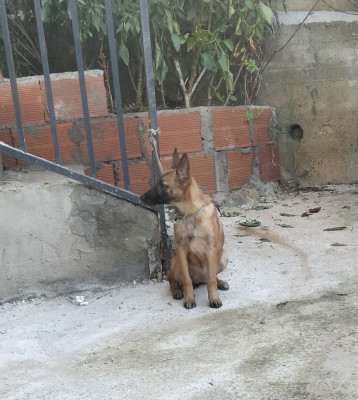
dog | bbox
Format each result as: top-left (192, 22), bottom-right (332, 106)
top-left (140, 149), bottom-right (229, 309)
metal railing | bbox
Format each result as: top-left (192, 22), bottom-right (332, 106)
top-left (0, 0), bottom-right (167, 245)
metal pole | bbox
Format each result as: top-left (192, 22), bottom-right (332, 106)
top-left (0, 0), bottom-right (26, 151)
top-left (68, 0), bottom-right (96, 177)
top-left (139, 0), bottom-right (169, 269)
top-left (33, 0), bottom-right (62, 165)
top-left (104, 0), bottom-right (130, 191)
top-left (139, 0), bottom-right (162, 182)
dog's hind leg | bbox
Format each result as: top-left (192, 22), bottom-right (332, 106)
top-left (216, 249), bottom-right (229, 290)
top-left (206, 249), bottom-right (223, 308)
top-left (217, 278), bottom-right (229, 290)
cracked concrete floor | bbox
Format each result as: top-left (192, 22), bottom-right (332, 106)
top-left (1, 185), bottom-right (358, 399)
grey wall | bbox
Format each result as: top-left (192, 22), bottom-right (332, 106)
top-left (256, 4), bottom-right (358, 184)
top-left (0, 169), bottom-right (160, 303)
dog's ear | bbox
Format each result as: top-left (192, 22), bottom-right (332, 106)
top-left (176, 153), bottom-right (191, 184)
top-left (172, 148), bottom-right (180, 169)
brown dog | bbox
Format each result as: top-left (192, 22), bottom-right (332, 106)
top-left (141, 149), bottom-right (229, 309)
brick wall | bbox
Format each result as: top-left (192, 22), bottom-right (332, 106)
top-left (0, 71), bottom-right (280, 195)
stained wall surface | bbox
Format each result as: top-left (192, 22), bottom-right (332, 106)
top-left (256, 3), bottom-right (358, 184)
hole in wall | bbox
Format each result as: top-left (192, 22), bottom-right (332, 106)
top-left (288, 124), bottom-right (303, 142)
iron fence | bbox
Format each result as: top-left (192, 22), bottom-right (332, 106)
top-left (0, 0), bottom-right (167, 245)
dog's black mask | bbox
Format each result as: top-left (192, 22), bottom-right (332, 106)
top-left (140, 179), bottom-right (171, 206)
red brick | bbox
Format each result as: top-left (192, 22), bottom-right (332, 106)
top-left (40, 73), bottom-right (108, 121)
top-left (11, 123), bottom-right (74, 163)
top-left (140, 111), bottom-right (202, 156)
top-left (128, 160), bottom-right (152, 195)
top-left (212, 107), bottom-right (250, 150)
top-left (161, 153), bottom-right (216, 193)
top-left (259, 145), bottom-right (280, 182)
top-left (227, 150), bottom-right (253, 190)
top-left (0, 80), bottom-right (45, 127)
top-left (252, 108), bottom-right (274, 146)
top-left (79, 117), bottom-right (142, 163)
top-left (96, 163), bottom-right (115, 186)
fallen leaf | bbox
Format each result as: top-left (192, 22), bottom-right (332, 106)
top-left (324, 227), bottom-right (347, 231)
top-left (254, 205), bottom-right (269, 211)
top-left (301, 212), bottom-right (310, 217)
top-left (239, 220), bottom-right (261, 227)
top-left (280, 213), bottom-right (296, 217)
top-left (259, 238), bottom-right (270, 242)
top-left (309, 207), bottom-right (321, 213)
top-left (331, 243), bottom-right (347, 246)
top-left (277, 223), bottom-right (294, 228)
top-left (276, 301), bottom-right (288, 309)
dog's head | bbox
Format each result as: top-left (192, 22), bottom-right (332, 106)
top-left (140, 149), bottom-right (191, 206)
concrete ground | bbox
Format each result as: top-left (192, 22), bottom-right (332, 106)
top-left (1, 185), bottom-right (358, 400)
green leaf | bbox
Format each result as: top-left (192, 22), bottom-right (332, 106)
top-left (171, 34), bottom-right (181, 52)
top-left (255, 205), bottom-right (269, 211)
top-left (239, 220), bottom-right (261, 227)
top-left (93, 14), bottom-right (101, 31)
top-left (229, 4), bottom-right (235, 18)
top-left (223, 39), bottom-right (234, 52)
top-left (324, 227), bottom-right (347, 231)
top-left (201, 52), bottom-right (217, 72)
top-left (277, 224), bottom-right (294, 228)
top-left (187, 37), bottom-right (195, 52)
top-left (210, 85), bottom-right (224, 102)
top-left (155, 40), bottom-right (162, 69)
top-left (280, 213), bottom-right (296, 217)
top-left (156, 59), bottom-right (168, 83)
top-left (187, 3), bottom-right (197, 20)
top-left (245, 0), bottom-right (255, 9)
top-left (180, 33), bottom-right (189, 44)
top-left (331, 243), bottom-right (347, 246)
top-left (258, 2), bottom-right (273, 25)
top-left (259, 238), bottom-right (270, 242)
top-left (119, 43), bottom-right (129, 65)
top-left (224, 70), bottom-right (233, 91)
top-left (229, 95), bottom-right (237, 101)
top-left (218, 50), bottom-right (229, 72)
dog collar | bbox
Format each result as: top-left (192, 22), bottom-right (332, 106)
top-left (176, 204), bottom-right (207, 220)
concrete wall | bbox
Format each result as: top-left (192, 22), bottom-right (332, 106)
top-left (0, 169), bottom-right (160, 303)
top-left (256, 4), bottom-right (358, 184)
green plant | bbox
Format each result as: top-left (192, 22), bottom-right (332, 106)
top-left (0, 0), bottom-right (284, 108)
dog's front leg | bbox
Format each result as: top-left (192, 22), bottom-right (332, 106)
top-left (176, 246), bottom-right (196, 309)
top-left (206, 250), bottom-right (223, 308)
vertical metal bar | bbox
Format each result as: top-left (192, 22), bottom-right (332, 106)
top-left (0, 0), bottom-right (26, 151)
top-left (139, 0), bottom-right (168, 264)
top-left (139, 0), bottom-right (161, 182)
top-left (68, 0), bottom-right (96, 177)
top-left (33, 0), bottom-right (62, 165)
top-left (104, 0), bottom-right (130, 190)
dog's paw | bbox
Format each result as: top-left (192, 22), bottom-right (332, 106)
top-left (173, 291), bottom-right (184, 300)
top-left (217, 280), bottom-right (229, 291)
top-left (184, 299), bottom-right (196, 309)
top-left (209, 299), bottom-right (223, 308)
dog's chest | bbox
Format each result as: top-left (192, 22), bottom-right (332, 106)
top-left (174, 218), bottom-right (209, 253)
